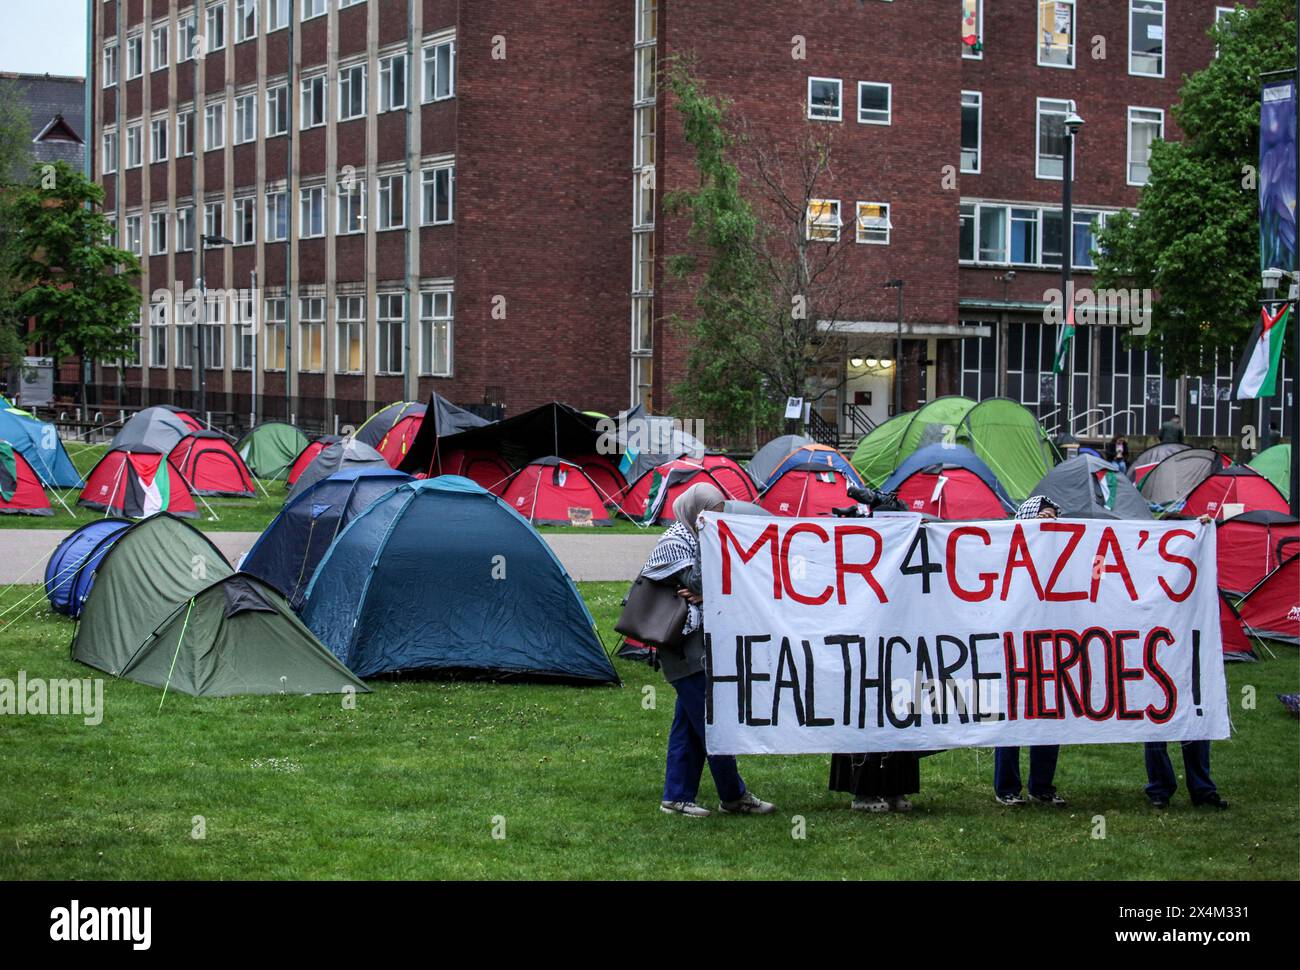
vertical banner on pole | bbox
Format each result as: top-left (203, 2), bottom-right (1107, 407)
top-left (1259, 78), bottom-right (1296, 275)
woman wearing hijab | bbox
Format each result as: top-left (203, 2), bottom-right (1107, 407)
top-left (994, 495), bottom-right (1068, 807)
top-left (642, 482), bottom-right (776, 818)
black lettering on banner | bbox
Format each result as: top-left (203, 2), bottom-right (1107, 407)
top-left (1078, 627), bottom-right (1117, 721)
top-left (1112, 630), bottom-right (1144, 721)
top-left (1003, 631), bottom-right (1035, 721)
top-left (802, 639), bottom-right (835, 726)
top-left (708, 634), bottom-right (744, 727)
top-left (934, 634), bottom-right (971, 724)
top-left (861, 637), bottom-right (883, 728)
top-left (826, 634), bottom-right (864, 727)
top-left (1052, 630), bottom-right (1086, 718)
top-left (969, 633), bottom-right (1004, 722)
top-left (900, 526), bottom-right (943, 594)
top-left (743, 634), bottom-right (772, 726)
top-left (1191, 628), bottom-right (1202, 715)
top-left (771, 636), bottom-right (805, 727)
top-left (883, 636), bottom-right (917, 728)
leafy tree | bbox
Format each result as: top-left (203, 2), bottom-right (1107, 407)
top-left (0, 98), bottom-right (34, 371)
top-left (1094, 0), bottom-right (1295, 374)
top-left (6, 161), bottom-right (141, 402)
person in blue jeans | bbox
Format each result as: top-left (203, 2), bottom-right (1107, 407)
top-left (1144, 741), bottom-right (1228, 810)
top-left (642, 483), bottom-right (775, 818)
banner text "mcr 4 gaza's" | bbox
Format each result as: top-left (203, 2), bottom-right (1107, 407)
top-left (699, 514), bottom-right (1229, 755)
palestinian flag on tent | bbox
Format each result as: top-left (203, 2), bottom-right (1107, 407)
top-left (1233, 304), bottom-right (1290, 400)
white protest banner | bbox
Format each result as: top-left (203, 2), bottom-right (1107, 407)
top-left (699, 513), bottom-right (1230, 755)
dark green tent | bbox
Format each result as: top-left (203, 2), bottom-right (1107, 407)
top-left (236, 422), bottom-right (309, 481)
top-left (71, 513), bottom-right (233, 675)
top-left (120, 574), bottom-right (370, 697)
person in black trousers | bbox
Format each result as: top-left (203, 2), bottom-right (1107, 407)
top-left (1143, 741), bottom-right (1228, 810)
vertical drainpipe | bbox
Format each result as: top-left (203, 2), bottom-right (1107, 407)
top-left (285, 7), bottom-right (295, 419)
top-left (83, 0), bottom-right (93, 182)
top-left (404, 0), bottom-right (416, 400)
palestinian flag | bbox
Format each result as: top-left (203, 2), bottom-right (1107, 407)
top-left (1233, 304), bottom-right (1290, 400)
top-left (1052, 301), bottom-right (1075, 374)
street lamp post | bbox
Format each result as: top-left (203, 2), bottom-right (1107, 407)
top-left (1060, 108), bottom-right (1085, 437)
top-left (884, 279), bottom-right (904, 415)
top-left (197, 233), bottom-right (232, 424)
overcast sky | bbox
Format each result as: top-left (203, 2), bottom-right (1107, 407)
top-left (0, 0), bottom-right (88, 77)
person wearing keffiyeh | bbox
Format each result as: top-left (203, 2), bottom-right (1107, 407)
top-left (643, 482), bottom-right (775, 818)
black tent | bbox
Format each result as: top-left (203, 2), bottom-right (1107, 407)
top-left (394, 392), bottom-right (496, 476)
top-left (400, 401), bottom-right (601, 477)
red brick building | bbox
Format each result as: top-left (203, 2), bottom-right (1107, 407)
top-left (89, 0), bottom-right (1291, 442)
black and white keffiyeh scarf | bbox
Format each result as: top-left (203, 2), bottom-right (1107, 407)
top-left (1015, 495), bottom-right (1061, 520)
top-left (641, 521), bottom-right (702, 635)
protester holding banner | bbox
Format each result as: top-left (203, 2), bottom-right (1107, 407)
top-left (829, 751), bottom-right (921, 813)
top-left (993, 496), bottom-right (1068, 807)
top-left (643, 483), bottom-right (776, 818)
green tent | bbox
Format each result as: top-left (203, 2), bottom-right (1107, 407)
top-left (120, 574), bottom-right (370, 698)
top-left (850, 412), bottom-right (913, 487)
top-left (852, 398), bottom-right (977, 487)
top-left (71, 514), bottom-right (234, 675)
top-left (959, 398), bottom-right (1060, 503)
top-left (1250, 444), bottom-right (1291, 499)
top-left (235, 422), bottom-right (309, 481)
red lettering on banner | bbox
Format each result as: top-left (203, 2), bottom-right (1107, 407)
top-left (1000, 524), bottom-right (1046, 601)
top-left (780, 523), bottom-right (834, 606)
top-left (1041, 521), bottom-right (1089, 602)
top-left (834, 525), bottom-right (888, 604)
top-left (1090, 528), bottom-right (1139, 601)
top-left (718, 520), bottom-right (781, 598)
top-left (1157, 530), bottom-right (1198, 602)
top-left (947, 526), bottom-right (996, 602)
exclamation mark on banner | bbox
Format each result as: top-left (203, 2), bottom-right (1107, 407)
top-left (1191, 629), bottom-right (1203, 717)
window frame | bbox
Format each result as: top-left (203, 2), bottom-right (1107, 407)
top-left (855, 202), bottom-right (892, 246)
top-left (204, 100), bottom-right (226, 151)
top-left (856, 81), bottom-right (892, 126)
top-left (266, 84), bottom-right (289, 137)
top-left (338, 62), bottom-right (367, 122)
top-left (807, 77), bottom-right (843, 122)
top-left (299, 184), bottom-right (326, 238)
top-left (1126, 106), bottom-right (1165, 186)
top-left (1129, 0), bottom-right (1167, 78)
top-left (300, 75), bottom-right (326, 130)
top-left (1037, 0), bottom-right (1077, 70)
top-left (961, 90), bottom-right (982, 174)
top-left (1035, 97), bottom-right (1073, 181)
top-left (379, 52), bottom-right (407, 112)
top-left (150, 23), bottom-right (169, 72)
top-left (233, 92), bottom-right (257, 145)
top-left (335, 295), bottom-right (365, 375)
top-left (806, 199), bottom-right (842, 243)
top-left (418, 289), bottom-right (454, 377)
top-left (422, 38), bottom-right (455, 103)
top-left (377, 173), bottom-right (406, 231)
top-left (375, 292), bottom-right (406, 376)
top-left (420, 164), bottom-right (454, 225)
top-left (204, 1), bottom-right (227, 53)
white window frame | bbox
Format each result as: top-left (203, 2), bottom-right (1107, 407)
top-left (233, 293), bottom-right (256, 371)
top-left (422, 38), bottom-right (455, 103)
top-left (855, 202), bottom-right (891, 245)
top-left (338, 63), bottom-right (366, 122)
top-left (1035, 97), bottom-right (1073, 181)
top-left (419, 289), bottom-right (453, 377)
top-left (176, 205), bottom-right (196, 252)
top-left (1127, 106), bottom-right (1164, 186)
top-left (149, 117), bottom-right (168, 163)
top-left (150, 23), bottom-right (169, 72)
top-left (126, 33), bottom-right (143, 80)
top-left (125, 123), bottom-right (143, 169)
top-left (204, 201), bottom-right (224, 240)
top-left (1129, 0), bottom-right (1166, 78)
top-left (806, 199), bottom-right (841, 242)
top-left (300, 75), bottom-right (326, 130)
top-left (1037, 0), bottom-right (1076, 69)
top-left (266, 84), bottom-right (289, 137)
top-left (149, 210), bottom-right (168, 255)
top-left (267, 0), bottom-right (289, 32)
top-left (103, 44), bottom-right (118, 87)
top-left (963, 0), bottom-right (983, 60)
top-left (102, 129), bottom-right (117, 174)
top-left (177, 14), bottom-right (198, 63)
top-left (298, 296), bottom-right (325, 373)
top-left (807, 77), bottom-right (842, 122)
top-left (301, 0), bottom-right (326, 21)
top-left (335, 295), bottom-right (364, 374)
top-left (375, 292), bottom-right (406, 376)
top-left (265, 189), bottom-right (288, 242)
top-left (961, 90), bottom-right (982, 174)
top-left (264, 297), bottom-right (287, 371)
top-left (337, 179), bottom-right (366, 234)
top-left (379, 52), bottom-right (407, 112)
top-left (125, 214), bottom-right (143, 257)
top-left (176, 109), bottom-right (195, 156)
top-left (234, 92), bottom-right (257, 144)
top-left (299, 185), bottom-right (325, 238)
top-left (202, 298), bottom-right (225, 370)
top-left (233, 195), bottom-right (256, 245)
top-left (856, 82), bottom-right (891, 126)
top-left (204, 100), bottom-right (226, 151)
top-left (234, 0), bottom-right (257, 43)
top-left (377, 173), bottom-right (405, 231)
top-left (421, 164), bottom-right (454, 225)
top-left (205, 1), bottom-right (227, 53)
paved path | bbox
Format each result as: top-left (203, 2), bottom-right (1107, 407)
top-left (0, 529), bottom-right (659, 585)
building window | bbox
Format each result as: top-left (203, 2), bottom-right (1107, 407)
top-left (265, 189), bottom-right (288, 242)
top-left (264, 298), bottom-right (286, 371)
top-left (126, 35), bottom-right (143, 80)
top-left (204, 201), bottom-right (224, 240)
top-left (376, 293), bottom-right (405, 375)
top-left (419, 290), bottom-right (453, 376)
top-left (1038, 0), bottom-right (1075, 68)
top-left (377, 174), bottom-right (405, 230)
top-left (268, 0), bottom-right (289, 32)
top-left (203, 297), bottom-right (225, 370)
top-left (806, 199), bottom-right (841, 242)
top-left (1035, 97), bottom-right (1072, 180)
top-left (234, 93), bottom-right (257, 144)
top-left (149, 211), bottom-right (168, 255)
top-left (125, 124), bottom-right (142, 168)
top-left (266, 85), bottom-right (289, 136)
top-left (338, 0), bottom-right (366, 7)
top-left (149, 118), bottom-right (168, 163)
top-left (204, 101), bottom-right (226, 151)
top-left (632, 296), bottom-right (653, 353)
top-left (635, 44), bottom-right (656, 103)
top-left (420, 165), bottom-right (453, 224)
top-left (151, 24), bottom-right (169, 71)
top-left (336, 295), bottom-right (364, 374)
top-left (807, 77), bottom-right (842, 121)
top-left (977, 204), bottom-right (1007, 263)
top-left (177, 206), bottom-right (195, 252)
top-left (636, 0), bottom-right (658, 44)
top-left (855, 202), bottom-right (891, 245)
top-left (1010, 207), bottom-right (1039, 264)
top-left (178, 14), bottom-right (198, 62)
top-left (338, 64), bottom-right (366, 121)
top-left (961, 91), bottom-right (981, 173)
top-left (102, 130), bottom-right (117, 174)
top-left (300, 76), bottom-right (326, 129)
top-left (633, 231), bottom-right (654, 293)
top-left (960, 200), bottom-right (1113, 269)
top-left (233, 196), bottom-right (256, 245)
top-left (300, 185), bottom-right (325, 237)
top-left (959, 203), bottom-right (975, 261)
top-left (857, 82), bottom-right (891, 125)
top-left (422, 40), bottom-right (455, 102)
top-left (205, 2), bottom-right (227, 52)
top-left (379, 53), bottom-right (407, 112)
top-left (299, 297), bottom-right (324, 372)
top-left (337, 179), bottom-right (366, 234)
top-left (103, 45), bottom-right (118, 87)
top-left (1128, 107), bottom-right (1164, 185)
top-left (176, 320), bottom-right (193, 369)
top-left (1130, 1), bottom-right (1166, 77)
top-left (176, 110), bottom-right (195, 156)
top-left (635, 106), bottom-right (656, 169)
top-left (302, 0), bottom-right (326, 20)
top-left (234, 293), bottom-right (255, 370)
top-left (1214, 6), bottom-right (1236, 58)
top-left (234, 0), bottom-right (257, 43)
top-left (150, 313), bottom-right (168, 367)
top-left (962, 0), bottom-right (983, 59)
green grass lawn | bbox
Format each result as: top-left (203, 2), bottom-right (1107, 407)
top-left (1, 580), bottom-right (1296, 881)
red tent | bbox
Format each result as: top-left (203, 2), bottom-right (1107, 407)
top-left (572, 453), bottom-right (627, 505)
top-left (436, 449), bottom-right (514, 494)
top-left (619, 457), bottom-right (758, 523)
top-left (759, 464), bottom-right (854, 517)
top-left (1237, 555), bottom-right (1300, 646)
top-left (78, 448), bottom-right (198, 518)
top-left (163, 407), bottom-right (205, 433)
top-left (0, 441), bottom-right (52, 516)
top-left (1181, 465), bottom-right (1289, 519)
top-left (286, 436), bottom-right (339, 486)
top-left (1219, 592), bottom-right (1256, 661)
top-left (501, 457), bottom-right (613, 526)
top-left (1214, 511), bottom-right (1300, 595)
top-left (168, 432), bottom-right (256, 496)
top-left (892, 467), bottom-right (1008, 519)
top-left (372, 411), bottom-right (425, 467)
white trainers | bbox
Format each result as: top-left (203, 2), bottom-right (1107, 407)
top-left (851, 797), bottom-right (891, 813)
top-left (660, 800), bottom-right (711, 817)
top-left (719, 791), bottom-right (776, 814)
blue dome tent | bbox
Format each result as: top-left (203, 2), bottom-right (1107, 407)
top-left (0, 406), bottom-right (82, 487)
top-left (44, 518), bottom-right (133, 617)
top-left (302, 477), bottom-right (619, 684)
top-left (881, 442), bottom-right (1014, 508)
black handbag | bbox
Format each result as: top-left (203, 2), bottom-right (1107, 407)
top-left (615, 576), bottom-right (689, 648)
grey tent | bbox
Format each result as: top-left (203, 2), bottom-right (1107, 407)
top-left (111, 406), bottom-right (195, 452)
top-left (1138, 448), bottom-right (1226, 506)
top-left (747, 435), bottom-right (815, 487)
top-left (616, 404), bottom-right (707, 483)
top-left (1128, 441), bottom-right (1189, 482)
top-left (288, 437), bottom-right (388, 497)
top-left (71, 513), bottom-right (234, 675)
top-left (1033, 455), bottom-right (1152, 520)
top-left (119, 574), bottom-right (370, 698)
